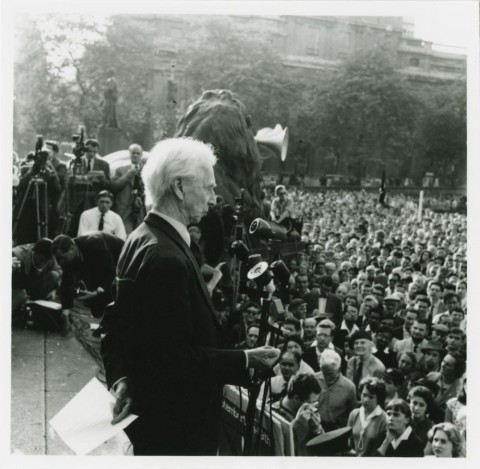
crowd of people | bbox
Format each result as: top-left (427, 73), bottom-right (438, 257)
top-left (11, 138), bottom-right (467, 457)
top-left (216, 186), bottom-right (467, 457)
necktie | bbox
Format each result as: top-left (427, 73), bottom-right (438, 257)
top-left (354, 359), bottom-right (364, 389)
top-left (87, 159), bottom-right (91, 172)
top-left (98, 213), bottom-right (104, 231)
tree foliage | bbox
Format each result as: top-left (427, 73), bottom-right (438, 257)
top-left (13, 14), bottom-right (467, 185)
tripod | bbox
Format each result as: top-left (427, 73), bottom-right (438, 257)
top-left (56, 160), bottom-right (92, 236)
top-left (13, 177), bottom-right (49, 241)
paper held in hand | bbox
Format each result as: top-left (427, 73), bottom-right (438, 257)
top-left (49, 377), bottom-right (137, 455)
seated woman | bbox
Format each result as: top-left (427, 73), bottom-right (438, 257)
top-left (408, 386), bottom-right (435, 449)
top-left (376, 398), bottom-right (425, 457)
top-left (429, 422), bottom-right (465, 458)
top-left (347, 377), bottom-right (387, 456)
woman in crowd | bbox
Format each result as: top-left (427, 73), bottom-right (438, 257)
top-left (376, 399), bottom-right (425, 457)
top-left (347, 377), bottom-right (387, 456)
top-left (429, 422), bottom-right (465, 458)
top-left (408, 385), bottom-right (434, 448)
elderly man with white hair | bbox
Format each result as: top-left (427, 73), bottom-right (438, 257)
top-left (101, 137), bottom-right (279, 455)
top-left (315, 349), bottom-right (357, 432)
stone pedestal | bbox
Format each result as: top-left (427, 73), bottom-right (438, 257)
top-left (97, 126), bottom-right (129, 156)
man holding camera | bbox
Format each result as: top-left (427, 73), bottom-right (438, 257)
top-left (111, 143), bottom-right (146, 235)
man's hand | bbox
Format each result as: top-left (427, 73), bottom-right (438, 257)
top-left (111, 380), bottom-right (132, 425)
top-left (78, 286), bottom-right (104, 301)
top-left (246, 346), bottom-right (280, 370)
top-left (77, 290), bottom-right (97, 301)
top-left (12, 257), bottom-right (22, 271)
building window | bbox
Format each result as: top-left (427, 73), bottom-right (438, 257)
top-left (409, 57), bottom-right (420, 67)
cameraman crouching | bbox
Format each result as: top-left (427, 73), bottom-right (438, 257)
top-left (12, 238), bottom-right (62, 317)
top-left (52, 233), bottom-right (124, 335)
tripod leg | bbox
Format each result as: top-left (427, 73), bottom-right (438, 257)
top-left (34, 182), bottom-right (42, 241)
top-left (13, 181), bottom-right (33, 238)
top-left (43, 181), bottom-right (49, 237)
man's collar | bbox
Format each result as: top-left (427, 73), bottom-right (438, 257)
top-left (150, 209), bottom-right (191, 247)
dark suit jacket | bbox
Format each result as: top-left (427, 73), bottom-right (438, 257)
top-left (59, 233), bottom-right (124, 317)
top-left (303, 290), bottom-right (343, 325)
top-left (101, 213), bottom-right (250, 455)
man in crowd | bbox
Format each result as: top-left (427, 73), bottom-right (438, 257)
top-left (393, 308), bottom-right (419, 341)
top-left (12, 238), bottom-right (62, 313)
top-left (52, 232), bottom-right (124, 334)
top-left (234, 324), bottom-right (259, 350)
top-left (418, 340), bottom-right (444, 374)
top-left (77, 190), bottom-right (126, 240)
top-left (346, 331), bottom-right (385, 390)
top-left (66, 139), bottom-right (111, 237)
top-left (372, 325), bottom-right (397, 369)
top-left (394, 319), bottom-right (429, 363)
top-left (270, 184), bottom-right (294, 224)
top-left (303, 319), bottom-right (343, 372)
top-left (315, 349), bottom-right (357, 431)
top-left (100, 137), bottom-right (279, 455)
top-left (111, 143), bottom-right (146, 234)
top-left (302, 317), bottom-right (318, 348)
top-left (304, 275), bottom-right (343, 325)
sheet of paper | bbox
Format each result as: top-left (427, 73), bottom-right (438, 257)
top-left (27, 299), bottom-right (61, 310)
top-left (49, 377), bottom-right (137, 455)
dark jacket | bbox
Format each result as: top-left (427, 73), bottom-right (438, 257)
top-left (101, 213), bottom-right (250, 455)
top-left (59, 233), bottom-right (123, 316)
top-left (303, 290), bottom-right (343, 325)
top-left (383, 429), bottom-right (425, 457)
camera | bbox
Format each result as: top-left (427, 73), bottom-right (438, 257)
top-left (30, 135), bottom-right (50, 177)
top-left (72, 126), bottom-right (87, 159)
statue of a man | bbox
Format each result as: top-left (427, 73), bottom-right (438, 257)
top-left (101, 69), bottom-right (119, 128)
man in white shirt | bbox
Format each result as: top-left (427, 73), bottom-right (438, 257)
top-left (78, 190), bottom-right (126, 240)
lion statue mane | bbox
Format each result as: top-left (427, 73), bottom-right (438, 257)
top-left (175, 89), bottom-right (263, 223)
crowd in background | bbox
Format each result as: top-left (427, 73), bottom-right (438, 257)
top-left (214, 187), bottom-right (467, 457)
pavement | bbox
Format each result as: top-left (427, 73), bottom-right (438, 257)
top-left (10, 305), bottom-right (132, 455)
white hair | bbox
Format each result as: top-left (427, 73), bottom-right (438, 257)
top-left (319, 349), bottom-right (341, 370)
top-left (129, 143), bottom-right (143, 153)
top-left (142, 137), bottom-right (217, 209)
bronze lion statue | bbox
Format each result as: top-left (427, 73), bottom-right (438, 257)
top-left (175, 89), bottom-right (263, 223)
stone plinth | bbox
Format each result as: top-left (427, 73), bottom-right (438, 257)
top-left (97, 126), bottom-right (129, 156)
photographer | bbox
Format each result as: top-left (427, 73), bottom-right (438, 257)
top-left (12, 238), bottom-right (62, 314)
top-left (271, 373), bottom-right (323, 455)
top-left (52, 232), bottom-right (124, 335)
top-left (14, 144), bottom-right (62, 244)
top-left (66, 139), bottom-right (111, 237)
